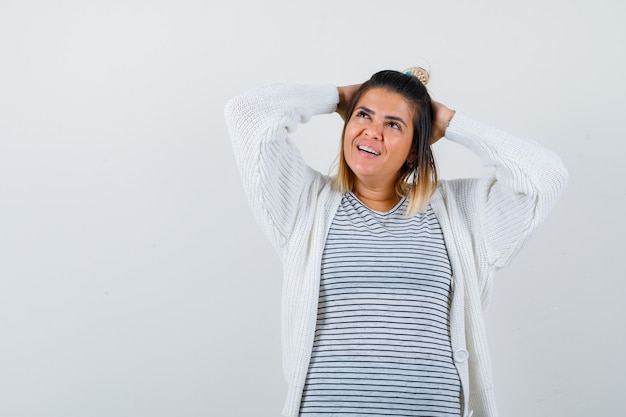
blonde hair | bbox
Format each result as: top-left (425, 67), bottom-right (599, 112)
top-left (333, 70), bottom-right (438, 216)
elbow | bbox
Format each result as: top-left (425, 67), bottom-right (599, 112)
top-left (224, 93), bottom-right (248, 131)
top-left (537, 155), bottom-right (569, 210)
top-left (552, 156), bottom-right (569, 196)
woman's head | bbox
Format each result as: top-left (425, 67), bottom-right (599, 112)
top-left (335, 69), bottom-right (438, 215)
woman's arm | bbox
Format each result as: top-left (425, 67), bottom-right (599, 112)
top-left (224, 84), bottom-right (339, 250)
top-left (442, 112), bottom-right (569, 270)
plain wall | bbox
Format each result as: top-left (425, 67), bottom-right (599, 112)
top-left (1, 0), bottom-right (624, 416)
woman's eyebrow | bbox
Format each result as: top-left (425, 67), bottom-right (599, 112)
top-left (356, 106), bottom-right (374, 114)
top-left (385, 115), bottom-right (407, 127)
top-left (356, 106), bottom-right (407, 127)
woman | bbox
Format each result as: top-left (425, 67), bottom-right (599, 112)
top-left (224, 69), bottom-right (568, 417)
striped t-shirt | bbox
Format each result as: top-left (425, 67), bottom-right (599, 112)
top-left (299, 193), bottom-right (461, 417)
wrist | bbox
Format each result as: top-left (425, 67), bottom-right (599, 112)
top-left (442, 109), bottom-right (456, 129)
top-left (439, 106), bottom-right (455, 121)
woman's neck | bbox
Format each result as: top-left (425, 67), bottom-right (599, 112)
top-left (352, 183), bottom-right (401, 212)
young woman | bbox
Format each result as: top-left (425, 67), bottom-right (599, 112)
top-left (225, 69), bottom-right (568, 417)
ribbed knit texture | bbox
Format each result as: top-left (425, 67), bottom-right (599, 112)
top-left (225, 84), bottom-right (568, 417)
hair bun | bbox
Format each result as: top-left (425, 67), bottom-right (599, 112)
top-left (404, 67), bottom-right (429, 86)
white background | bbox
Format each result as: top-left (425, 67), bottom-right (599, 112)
top-left (1, 1), bottom-right (624, 416)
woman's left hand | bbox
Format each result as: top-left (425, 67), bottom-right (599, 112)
top-left (430, 100), bottom-right (456, 145)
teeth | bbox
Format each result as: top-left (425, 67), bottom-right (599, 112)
top-left (358, 145), bottom-right (380, 156)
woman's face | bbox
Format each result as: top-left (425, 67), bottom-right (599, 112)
top-left (343, 87), bottom-right (415, 189)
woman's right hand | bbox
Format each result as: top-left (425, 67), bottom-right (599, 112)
top-left (336, 84), bottom-right (361, 121)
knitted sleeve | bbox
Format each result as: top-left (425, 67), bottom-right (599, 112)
top-left (444, 113), bottom-right (569, 271)
top-left (224, 84), bottom-right (339, 250)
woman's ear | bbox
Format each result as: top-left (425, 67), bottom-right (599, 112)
top-left (406, 151), bottom-right (417, 169)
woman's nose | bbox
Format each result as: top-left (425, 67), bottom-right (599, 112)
top-left (365, 123), bottom-right (383, 139)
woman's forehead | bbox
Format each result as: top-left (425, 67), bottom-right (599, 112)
top-left (356, 88), bottom-right (414, 119)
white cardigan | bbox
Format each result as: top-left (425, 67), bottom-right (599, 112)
top-left (224, 84), bottom-right (568, 417)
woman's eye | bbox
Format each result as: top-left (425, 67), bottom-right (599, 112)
top-left (387, 121), bottom-right (400, 129)
top-left (356, 111), bottom-right (369, 119)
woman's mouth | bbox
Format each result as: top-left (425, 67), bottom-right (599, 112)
top-left (357, 145), bottom-right (380, 156)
